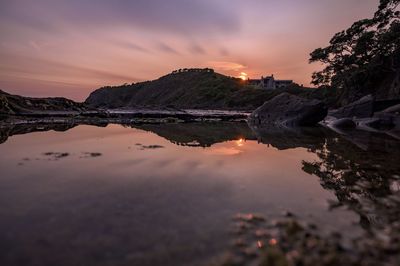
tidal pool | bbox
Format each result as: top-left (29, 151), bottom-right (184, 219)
top-left (0, 122), bottom-right (399, 266)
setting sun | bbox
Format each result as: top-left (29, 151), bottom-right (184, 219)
top-left (236, 138), bottom-right (245, 146)
top-left (239, 72), bottom-right (248, 81)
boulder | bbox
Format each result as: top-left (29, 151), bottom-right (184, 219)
top-left (330, 95), bottom-right (374, 119)
top-left (248, 93), bottom-right (327, 127)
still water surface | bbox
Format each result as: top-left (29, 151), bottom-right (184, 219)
top-left (0, 122), bottom-right (399, 265)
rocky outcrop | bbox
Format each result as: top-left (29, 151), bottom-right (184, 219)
top-left (248, 93), bottom-right (327, 127)
top-left (330, 95), bottom-right (374, 119)
top-left (0, 90), bottom-right (88, 116)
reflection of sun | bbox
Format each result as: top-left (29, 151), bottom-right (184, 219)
top-left (236, 138), bottom-right (245, 147)
top-left (239, 72), bottom-right (247, 81)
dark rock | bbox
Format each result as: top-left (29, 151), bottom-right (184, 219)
top-left (381, 104), bottom-right (400, 114)
top-left (248, 93), bottom-right (327, 127)
top-left (330, 95), bottom-right (374, 119)
top-left (330, 118), bottom-right (356, 129)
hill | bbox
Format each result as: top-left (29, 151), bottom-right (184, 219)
top-left (85, 69), bottom-right (312, 110)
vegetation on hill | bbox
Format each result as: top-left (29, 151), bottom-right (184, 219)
top-left (86, 68), bottom-right (312, 110)
top-left (310, 0), bottom-right (400, 106)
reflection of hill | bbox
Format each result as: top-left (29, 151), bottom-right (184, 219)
top-left (133, 122), bottom-right (256, 147)
top-left (0, 122), bottom-right (257, 147)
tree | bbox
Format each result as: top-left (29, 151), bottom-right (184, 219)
top-left (309, 0), bottom-right (400, 104)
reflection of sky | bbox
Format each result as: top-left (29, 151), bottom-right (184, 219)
top-left (0, 124), bottom-right (357, 226)
top-left (0, 0), bottom-right (378, 100)
top-left (0, 124), bottom-right (360, 265)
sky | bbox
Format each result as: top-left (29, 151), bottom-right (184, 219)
top-left (0, 0), bottom-right (379, 101)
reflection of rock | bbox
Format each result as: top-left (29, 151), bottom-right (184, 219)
top-left (134, 122), bottom-right (256, 147)
top-left (248, 123), bottom-right (328, 150)
top-left (0, 123), bottom-right (78, 144)
top-left (248, 93), bottom-right (327, 126)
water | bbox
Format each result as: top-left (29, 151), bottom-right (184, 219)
top-left (0, 122), bottom-right (399, 266)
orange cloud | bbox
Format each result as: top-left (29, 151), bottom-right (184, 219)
top-left (207, 61), bottom-right (247, 72)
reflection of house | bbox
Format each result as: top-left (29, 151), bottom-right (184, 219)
top-left (248, 75), bottom-right (293, 90)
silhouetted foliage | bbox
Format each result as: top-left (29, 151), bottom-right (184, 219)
top-left (310, 0), bottom-right (400, 105)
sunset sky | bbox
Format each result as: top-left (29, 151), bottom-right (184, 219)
top-left (0, 0), bottom-right (378, 101)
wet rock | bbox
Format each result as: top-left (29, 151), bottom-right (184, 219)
top-left (233, 239), bottom-right (247, 248)
top-left (81, 152), bottom-right (102, 158)
top-left (235, 213), bottom-right (265, 223)
top-left (221, 211), bottom-right (400, 266)
top-left (142, 145), bottom-right (164, 149)
top-left (248, 93), bottom-right (327, 127)
top-left (254, 229), bottom-right (270, 238)
top-left (43, 152), bottom-right (70, 159)
top-left (330, 95), bottom-right (374, 119)
top-left (238, 247), bottom-right (258, 259)
top-left (282, 211), bottom-right (295, 217)
top-left (138, 144), bottom-right (165, 150)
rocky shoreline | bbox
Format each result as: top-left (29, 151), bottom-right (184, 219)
top-left (247, 93), bottom-right (400, 140)
top-left (323, 95), bottom-right (400, 140)
top-left (0, 109), bottom-right (250, 128)
top-left (2, 91), bottom-right (400, 143)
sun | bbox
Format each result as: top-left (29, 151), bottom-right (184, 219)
top-left (236, 138), bottom-right (245, 147)
top-left (239, 72), bottom-right (248, 81)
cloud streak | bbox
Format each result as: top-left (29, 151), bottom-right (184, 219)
top-left (156, 42), bottom-right (180, 55)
